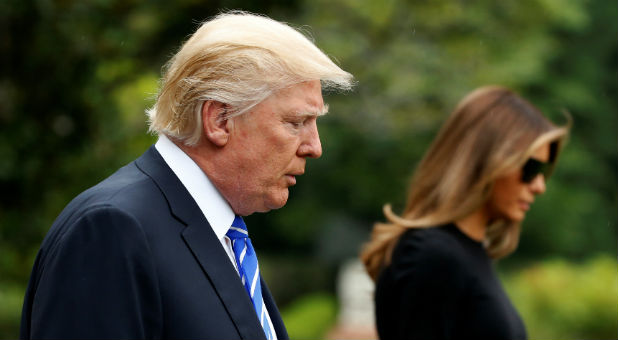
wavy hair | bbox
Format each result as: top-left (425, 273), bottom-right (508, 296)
top-left (361, 86), bottom-right (569, 281)
top-left (147, 11), bottom-right (354, 145)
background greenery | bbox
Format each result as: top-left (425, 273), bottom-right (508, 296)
top-left (1, 0), bottom-right (616, 339)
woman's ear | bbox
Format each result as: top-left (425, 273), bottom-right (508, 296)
top-left (201, 101), bottom-right (229, 147)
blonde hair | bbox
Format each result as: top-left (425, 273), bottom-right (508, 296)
top-left (147, 11), bottom-right (354, 145)
top-left (361, 86), bottom-right (569, 281)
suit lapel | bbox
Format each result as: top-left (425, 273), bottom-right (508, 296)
top-left (135, 146), bottom-right (266, 340)
top-left (261, 278), bottom-right (289, 340)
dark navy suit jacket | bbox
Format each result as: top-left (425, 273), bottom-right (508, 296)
top-left (20, 146), bottom-right (288, 339)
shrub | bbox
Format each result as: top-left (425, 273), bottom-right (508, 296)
top-left (0, 284), bottom-right (23, 339)
top-left (502, 256), bottom-right (618, 339)
top-left (281, 292), bottom-right (337, 340)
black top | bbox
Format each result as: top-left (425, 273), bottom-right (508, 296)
top-left (375, 223), bottom-right (526, 340)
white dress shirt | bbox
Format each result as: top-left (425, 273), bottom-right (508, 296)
top-left (155, 135), bottom-right (277, 339)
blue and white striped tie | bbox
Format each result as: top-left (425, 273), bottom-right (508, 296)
top-left (226, 216), bottom-right (274, 340)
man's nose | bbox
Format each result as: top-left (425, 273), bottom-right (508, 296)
top-left (297, 120), bottom-right (322, 158)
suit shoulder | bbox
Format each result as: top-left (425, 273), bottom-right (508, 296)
top-left (81, 162), bottom-right (158, 204)
top-left (42, 162), bottom-right (163, 246)
top-left (57, 160), bottom-right (169, 221)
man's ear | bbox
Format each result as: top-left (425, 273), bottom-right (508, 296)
top-left (201, 101), bottom-right (230, 147)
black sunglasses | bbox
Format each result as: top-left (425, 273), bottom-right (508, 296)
top-left (521, 158), bottom-right (553, 183)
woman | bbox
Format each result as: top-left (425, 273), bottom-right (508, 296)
top-left (361, 86), bottom-right (569, 339)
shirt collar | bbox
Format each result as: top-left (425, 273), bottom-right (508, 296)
top-left (155, 134), bottom-right (235, 242)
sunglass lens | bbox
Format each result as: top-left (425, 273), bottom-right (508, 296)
top-left (521, 158), bottom-right (549, 183)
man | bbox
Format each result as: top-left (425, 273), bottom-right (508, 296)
top-left (20, 11), bottom-right (353, 339)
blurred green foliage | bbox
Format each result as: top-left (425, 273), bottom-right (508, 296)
top-left (0, 285), bottom-right (22, 338)
top-left (259, 256), bottom-right (336, 307)
top-left (280, 293), bottom-right (337, 340)
top-left (1, 0), bottom-right (616, 339)
top-left (502, 255), bottom-right (618, 339)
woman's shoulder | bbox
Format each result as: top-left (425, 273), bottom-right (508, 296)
top-left (397, 223), bottom-right (465, 251)
top-left (391, 224), bottom-right (474, 271)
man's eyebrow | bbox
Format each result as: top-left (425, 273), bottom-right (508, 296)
top-left (295, 104), bottom-right (330, 117)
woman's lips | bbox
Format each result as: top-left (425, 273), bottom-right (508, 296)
top-left (518, 200), bottom-right (531, 211)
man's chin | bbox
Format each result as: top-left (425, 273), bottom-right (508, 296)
top-left (265, 191), bottom-right (289, 211)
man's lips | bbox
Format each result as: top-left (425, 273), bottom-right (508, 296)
top-left (285, 174), bottom-right (297, 185)
top-left (285, 171), bottom-right (304, 185)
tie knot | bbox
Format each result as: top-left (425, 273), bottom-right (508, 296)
top-left (226, 215), bottom-right (248, 240)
